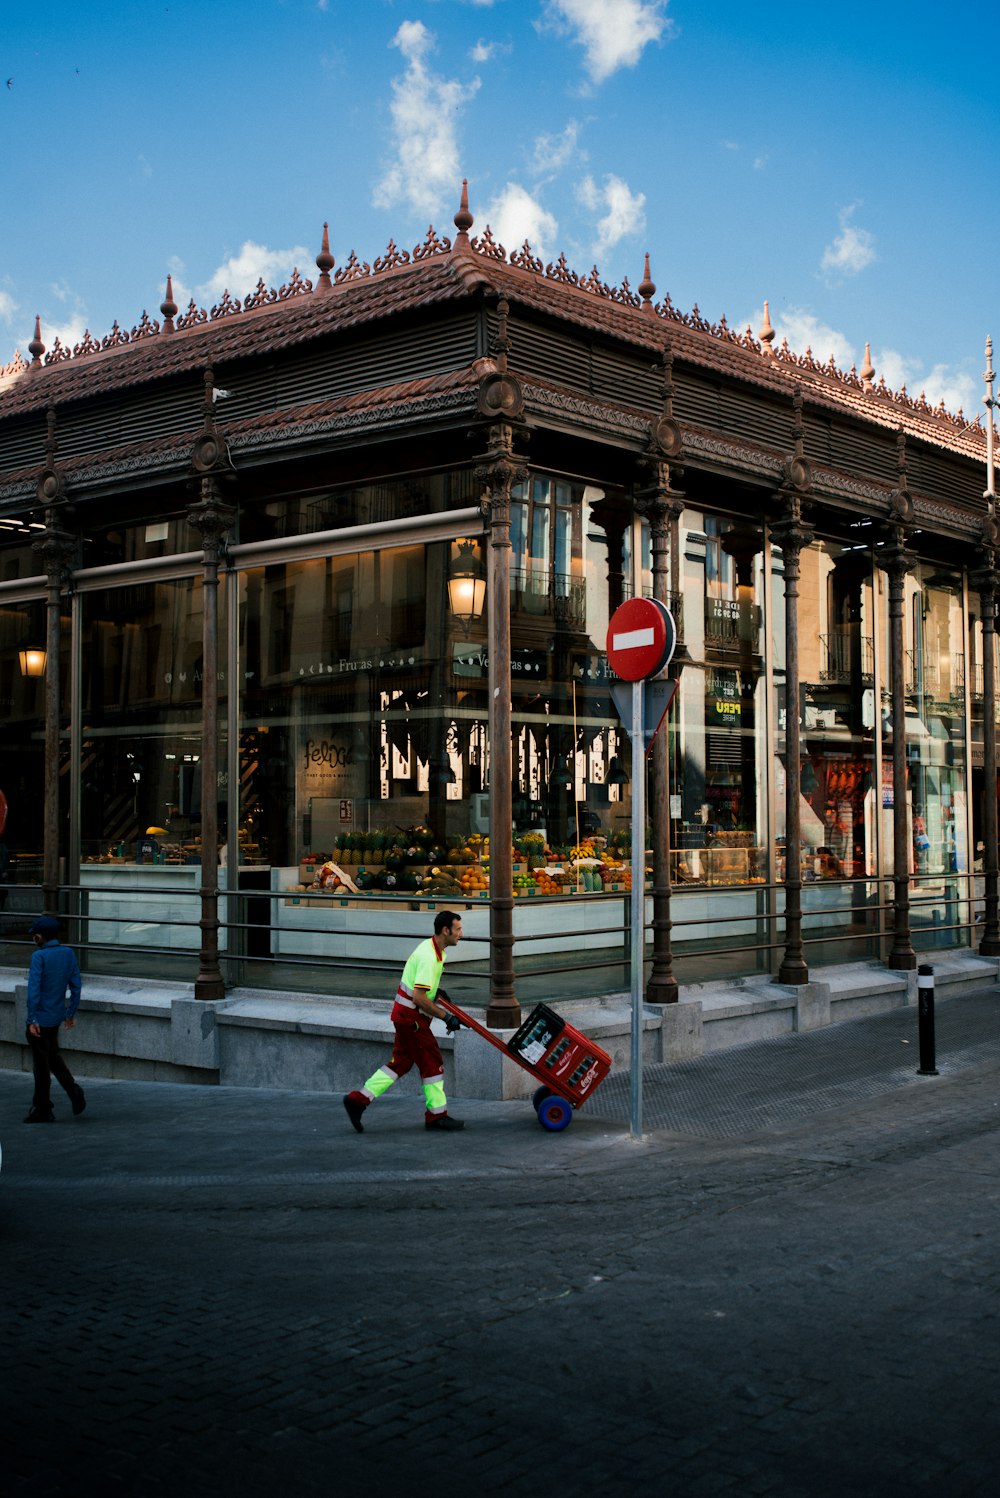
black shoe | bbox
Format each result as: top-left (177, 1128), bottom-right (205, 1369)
top-left (425, 1114), bottom-right (465, 1131)
top-left (343, 1095), bottom-right (366, 1133)
top-left (24, 1107), bottom-right (54, 1124)
top-left (71, 1086), bottom-right (86, 1116)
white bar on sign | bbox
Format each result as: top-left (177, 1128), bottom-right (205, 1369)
top-left (613, 627), bottom-right (655, 651)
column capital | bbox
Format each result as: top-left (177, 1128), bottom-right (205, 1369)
top-left (875, 524), bottom-right (917, 583)
top-left (187, 476), bottom-right (236, 548)
top-left (771, 491), bottom-right (814, 557)
top-left (32, 519), bottom-right (77, 588)
top-left (475, 420), bottom-right (527, 517)
top-left (634, 473), bottom-right (685, 528)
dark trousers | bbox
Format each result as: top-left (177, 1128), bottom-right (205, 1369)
top-left (26, 1024), bottom-right (77, 1112)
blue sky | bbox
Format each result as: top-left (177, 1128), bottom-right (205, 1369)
top-left (1, 0), bottom-right (995, 419)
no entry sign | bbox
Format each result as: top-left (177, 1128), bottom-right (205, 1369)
top-left (605, 597), bottom-right (676, 681)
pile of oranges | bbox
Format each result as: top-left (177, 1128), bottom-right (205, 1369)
top-left (458, 865), bottom-right (489, 894)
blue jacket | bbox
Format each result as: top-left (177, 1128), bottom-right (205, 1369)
top-left (27, 940), bottom-right (82, 1027)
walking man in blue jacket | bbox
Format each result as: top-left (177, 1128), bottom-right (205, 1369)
top-left (24, 915), bottom-right (86, 1123)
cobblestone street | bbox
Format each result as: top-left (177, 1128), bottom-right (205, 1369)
top-left (3, 990), bottom-right (999, 1497)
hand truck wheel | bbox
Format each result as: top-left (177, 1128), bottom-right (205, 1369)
top-left (532, 1086), bottom-right (554, 1113)
top-left (537, 1094), bottom-right (573, 1131)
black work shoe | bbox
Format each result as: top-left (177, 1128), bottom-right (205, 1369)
top-left (343, 1095), bottom-right (366, 1133)
top-left (24, 1107), bottom-right (54, 1124)
top-left (425, 1114), bottom-right (465, 1131)
top-left (71, 1086), bottom-right (87, 1116)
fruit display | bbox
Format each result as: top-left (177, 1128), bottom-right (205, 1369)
top-left (291, 826), bottom-right (652, 903)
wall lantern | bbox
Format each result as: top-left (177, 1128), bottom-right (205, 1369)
top-left (447, 538), bottom-right (486, 632)
top-left (18, 647), bottom-right (46, 678)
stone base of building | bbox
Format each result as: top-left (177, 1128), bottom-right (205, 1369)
top-left (1, 954), bottom-right (995, 1101)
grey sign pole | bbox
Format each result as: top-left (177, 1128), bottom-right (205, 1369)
top-left (630, 677), bottom-right (644, 1140)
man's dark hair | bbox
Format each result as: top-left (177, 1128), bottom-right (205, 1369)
top-left (434, 910), bottom-right (460, 935)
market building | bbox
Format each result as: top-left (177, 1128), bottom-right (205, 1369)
top-left (1, 184), bottom-right (998, 1032)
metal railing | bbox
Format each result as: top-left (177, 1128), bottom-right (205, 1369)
top-left (820, 627), bottom-right (875, 682)
top-left (1, 870), bottom-right (980, 1000)
top-left (510, 567), bottom-right (587, 626)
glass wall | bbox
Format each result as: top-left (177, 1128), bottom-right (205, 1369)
top-left (665, 510), bottom-right (771, 975)
top-left (509, 477), bottom-right (623, 857)
top-left (239, 539), bottom-right (486, 901)
top-left (878, 559), bottom-right (970, 950)
top-left (79, 578), bottom-right (213, 865)
top-left (774, 539), bottom-right (881, 960)
top-left (73, 577), bottom-right (215, 974)
top-left (0, 595), bottom-right (49, 896)
top-left (4, 473), bottom-right (988, 987)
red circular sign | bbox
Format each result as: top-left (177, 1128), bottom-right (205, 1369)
top-left (606, 598), bottom-right (675, 681)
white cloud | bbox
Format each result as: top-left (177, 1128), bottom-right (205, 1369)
top-left (741, 309), bottom-right (975, 413)
top-left (746, 305), bottom-right (855, 369)
top-left (41, 312), bottom-right (88, 353)
top-left (877, 348), bottom-right (976, 411)
top-left (484, 183), bottom-right (558, 260)
top-left (579, 172), bottom-right (646, 256)
top-left (531, 120), bottom-right (581, 176)
top-left (821, 205), bottom-right (876, 278)
top-left (0, 289), bottom-right (17, 321)
top-left (540, 0), bottom-right (673, 85)
top-left (374, 22), bottom-right (480, 218)
top-left (196, 241), bottom-right (311, 303)
top-left (470, 38), bottom-right (511, 63)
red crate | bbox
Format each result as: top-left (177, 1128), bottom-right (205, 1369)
top-left (439, 997), bottom-right (612, 1129)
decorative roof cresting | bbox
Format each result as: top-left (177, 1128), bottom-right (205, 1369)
top-left (0, 183), bottom-right (984, 439)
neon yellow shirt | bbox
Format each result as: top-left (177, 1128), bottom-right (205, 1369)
top-left (400, 937), bottom-right (445, 1000)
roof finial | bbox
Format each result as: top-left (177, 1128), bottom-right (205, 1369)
top-left (860, 341), bottom-right (875, 391)
top-left (454, 178), bottom-right (473, 246)
top-left (160, 275), bottom-right (178, 334)
top-left (315, 222), bottom-right (335, 293)
top-left (638, 252), bottom-right (656, 313)
top-left (28, 314), bottom-right (45, 367)
top-left (758, 301), bottom-right (775, 356)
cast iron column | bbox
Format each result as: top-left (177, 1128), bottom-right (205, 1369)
top-left (773, 495), bottom-right (813, 984)
top-left (34, 521), bottom-right (76, 915)
top-left (477, 421), bottom-right (526, 1028)
top-left (881, 528), bottom-right (917, 970)
top-left (971, 546), bottom-right (1000, 954)
top-left (773, 390), bottom-right (815, 985)
top-left (636, 344), bottom-right (686, 1003)
top-left (33, 409), bottom-right (76, 917)
top-left (188, 371), bottom-right (236, 1001)
top-left (635, 473), bottom-right (684, 1003)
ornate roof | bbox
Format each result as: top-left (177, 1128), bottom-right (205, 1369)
top-left (0, 192), bottom-right (991, 472)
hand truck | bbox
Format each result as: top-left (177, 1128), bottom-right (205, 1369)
top-left (438, 996), bottom-right (612, 1132)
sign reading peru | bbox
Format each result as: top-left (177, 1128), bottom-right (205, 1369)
top-left (605, 597), bottom-right (676, 681)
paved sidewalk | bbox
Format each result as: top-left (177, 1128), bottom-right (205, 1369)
top-left (2, 985), bottom-right (999, 1497)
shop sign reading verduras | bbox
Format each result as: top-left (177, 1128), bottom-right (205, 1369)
top-left (605, 598), bottom-right (677, 1139)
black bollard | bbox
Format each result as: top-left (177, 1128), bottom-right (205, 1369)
top-left (917, 963), bottom-right (939, 1076)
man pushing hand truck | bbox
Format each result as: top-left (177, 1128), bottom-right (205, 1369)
top-left (343, 910), bottom-right (466, 1133)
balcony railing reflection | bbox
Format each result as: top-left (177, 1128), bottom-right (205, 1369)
top-left (510, 567), bottom-right (587, 626)
top-left (819, 626), bottom-right (874, 683)
top-left (948, 655), bottom-right (984, 704)
top-left (704, 601), bottom-right (761, 655)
